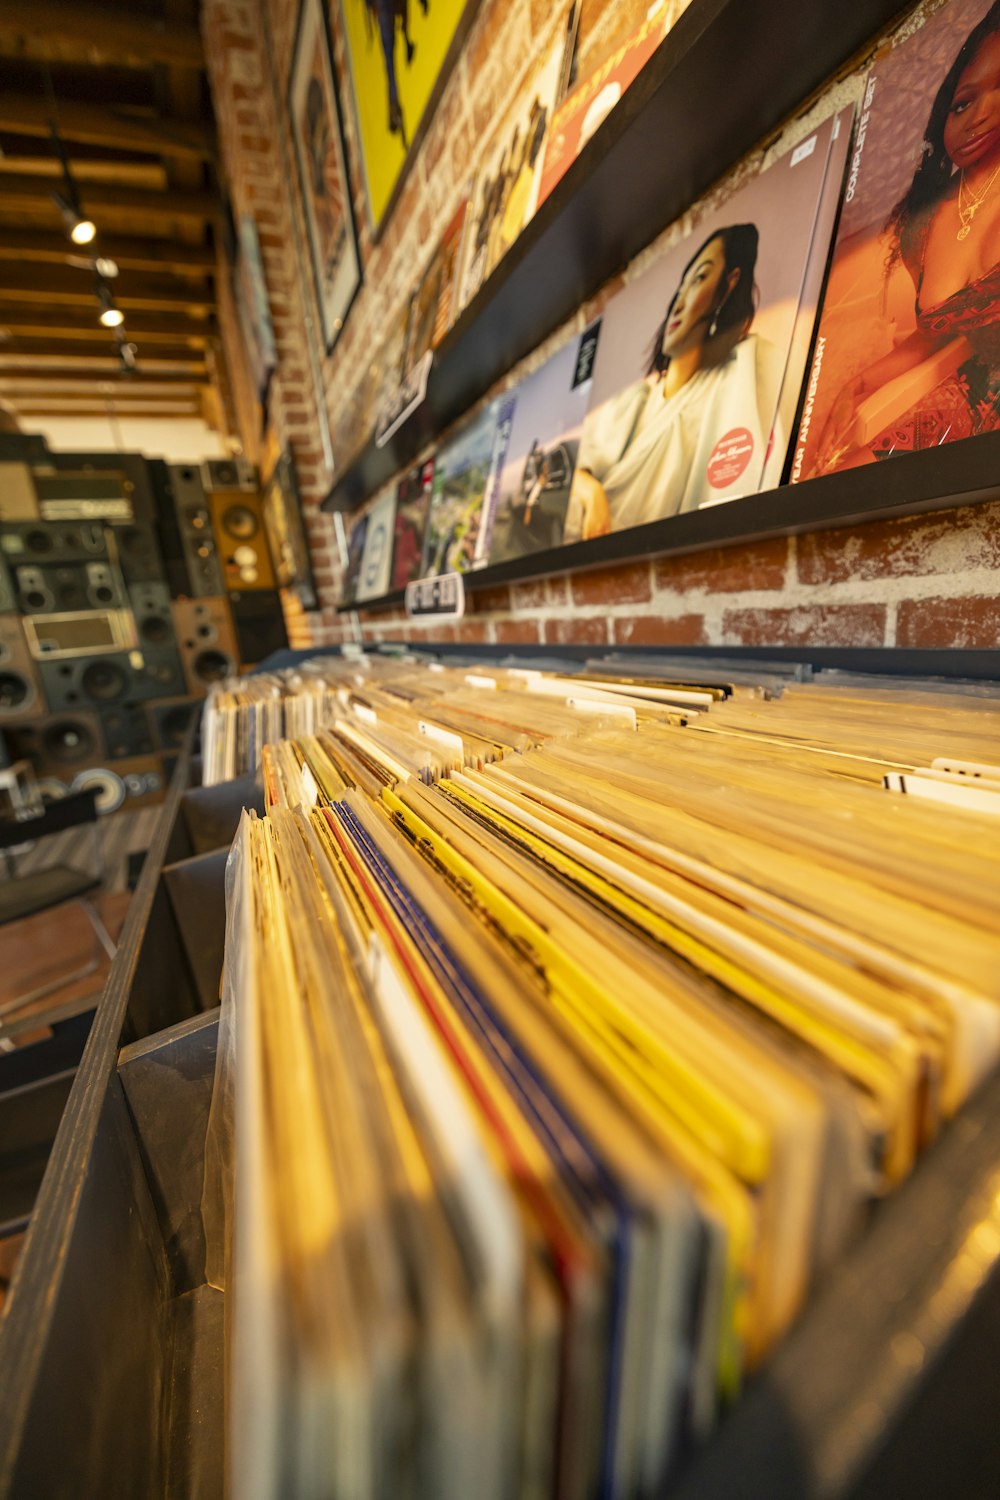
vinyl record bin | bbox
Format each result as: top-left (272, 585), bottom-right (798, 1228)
top-left (0, 646), bottom-right (998, 1500)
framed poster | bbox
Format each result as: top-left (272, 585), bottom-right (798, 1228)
top-left (338, 0), bottom-right (481, 234)
top-left (262, 448), bottom-right (319, 608)
top-left (288, 0), bottom-right (362, 351)
top-left (235, 214), bottom-right (278, 404)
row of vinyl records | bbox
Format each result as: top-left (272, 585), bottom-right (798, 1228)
top-left (344, 0), bottom-right (1000, 604)
top-left (203, 653), bottom-right (1000, 1499)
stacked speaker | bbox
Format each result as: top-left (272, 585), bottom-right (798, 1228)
top-left (0, 450), bottom-right (289, 810)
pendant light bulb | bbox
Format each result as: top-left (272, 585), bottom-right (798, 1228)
top-left (70, 218), bottom-right (97, 246)
top-left (99, 306), bottom-right (125, 328)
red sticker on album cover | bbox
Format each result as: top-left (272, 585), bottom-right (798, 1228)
top-left (706, 428), bottom-right (754, 488)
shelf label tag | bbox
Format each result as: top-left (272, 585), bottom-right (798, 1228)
top-left (375, 350), bottom-right (433, 448)
top-left (405, 572), bottom-right (466, 618)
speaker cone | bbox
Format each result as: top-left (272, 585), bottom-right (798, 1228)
top-left (140, 614), bottom-right (171, 645)
top-left (221, 504), bottom-right (258, 540)
top-left (81, 660), bottom-right (127, 701)
top-left (194, 649), bottom-right (231, 684)
top-left (160, 702), bottom-right (198, 746)
top-left (41, 719), bottom-right (97, 763)
top-left (0, 671), bottom-right (30, 710)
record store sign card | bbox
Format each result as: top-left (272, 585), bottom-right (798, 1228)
top-left (405, 572), bottom-right (466, 618)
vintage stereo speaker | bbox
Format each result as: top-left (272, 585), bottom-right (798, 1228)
top-left (0, 520), bottom-right (108, 564)
top-left (68, 755), bottom-right (166, 815)
top-left (208, 491), bottom-right (277, 592)
top-left (0, 554), bottom-right (14, 613)
top-left (5, 711), bottom-right (104, 776)
top-left (0, 431), bottom-right (49, 462)
top-left (201, 455), bottom-right (256, 492)
top-left (138, 645), bottom-right (187, 699)
top-left (99, 703), bottom-right (155, 759)
top-left (228, 589), bottom-right (288, 666)
top-left (0, 462), bottom-right (40, 521)
top-left (170, 595), bottom-right (239, 696)
top-left (147, 696), bottom-right (200, 753)
top-left (37, 648), bottom-right (180, 711)
top-left (165, 463), bottom-right (226, 598)
top-left (128, 581), bottom-right (175, 651)
top-left (113, 521), bottom-right (168, 586)
top-left (0, 613), bottom-right (46, 723)
top-left (30, 452), bottom-right (156, 523)
top-left (22, 610), bottom-right (136, 660)
top-left (14, 560), bottom-right (125, 615)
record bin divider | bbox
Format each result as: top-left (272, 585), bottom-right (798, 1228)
top-left (1, 647), bottom-right (1000, 1496)
top-left (0, 725), bottom-right (262, 1498)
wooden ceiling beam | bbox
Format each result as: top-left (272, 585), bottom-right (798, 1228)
top-left (0, 368), bottom-right (209, 388)
top-left (0, 308), bottom-right (216, 343)
top-left (0, 229), bottom-right (216, 275)
top-left (0, 267), bottom-right (214, 313)
top-left (0, 94), bottom-right (214, 160)
top-left (0, 338), bottom-right (210, 365)
top-left (0, 173), bottom-right (217, 223)
top-left (11, 403), bottom-right (203, 418)
top-left (0, 2), bottom-right (204, 69)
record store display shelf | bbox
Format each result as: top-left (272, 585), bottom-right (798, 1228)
top-left (2, 646), bottom-right (1000, 1499)
top-left (322, 0), bottom-right (907, 519)
top-left (336, 426), bottom-right (1000, 614)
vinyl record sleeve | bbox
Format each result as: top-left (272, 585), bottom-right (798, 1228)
top-left (792, 0), bottom-right (1000, 480)
top-left (564, 116), bottom-right (853, 541)
top-left (390, 459), bottom-right (435, 589)
top-left (421, 398), bottom-right (513, 576)
top-left (356, 487), bottom-right (396, 602)
top-left (487, 323), bottom-right (601, 566)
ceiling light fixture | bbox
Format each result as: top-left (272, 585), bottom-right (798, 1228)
top-left (113, 325), bottom-right (138, 374)
top-left (42, 65), bottom-right (98, 248)
top-left (97, 278), bottom-right (124, 328)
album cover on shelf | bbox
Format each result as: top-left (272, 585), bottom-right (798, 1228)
top-left (759, 105), bottom-right (855, 490)
top-left (356, 486), bottom-right (397, 602)
top-left (456, 11), bottom-right (574, 311)
top-left (792, 0), bottom-right (1000, 481)
top-left (391, 459), bottom-right (434, 590)
top-left (535, 0), bottom-right (684, 212)
top-left (401, 200), bottom-right (470, 378)
top-left (341, 509), bottom-right (369, 606)
top-left (421, 397), bottom-right (514, 575)
top-left (563, 110), bottom-right (852, 543)
top-left (487, 322), bottom-right (601, 566)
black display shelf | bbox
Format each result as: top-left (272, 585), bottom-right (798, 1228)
top-left (337, 431), bottom-right (1000, 612)
top-left (322, 0), bottom-right (907, 517)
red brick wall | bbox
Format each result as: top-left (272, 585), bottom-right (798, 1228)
top-left (204, 0), bottom-right (1000, 656)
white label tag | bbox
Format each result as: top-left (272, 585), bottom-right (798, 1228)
top-left (405, 572), bottom-right (466, 618)
top-left (791, 134), bottom-right (817, 167)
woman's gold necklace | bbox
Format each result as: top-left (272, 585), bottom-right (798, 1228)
top-left (957, 162), bottom-right (1000, 239)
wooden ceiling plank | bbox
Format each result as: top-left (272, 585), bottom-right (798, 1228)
top-left (0, 173), bottom-right (216, 222)
top-left (0, 308), bottom-right (216, 343)
top-left (0, 368), bottom-right (208, 387)
top-left (0, 267), bottom-right (215, 313)
top-left (0, 337), bottom-right (210, 364)
top-left (0, 2), bottom-right (204, 69)
top-left (0, 229), bottom-right (216, 274)
top-left (0, 93), bottom-right (213, 160)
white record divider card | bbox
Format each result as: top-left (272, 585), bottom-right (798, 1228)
top-left (405, 572), bottom-right (466, 619)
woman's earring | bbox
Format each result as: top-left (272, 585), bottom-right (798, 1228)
top-left (708, 313), bottom-right (719, 338)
